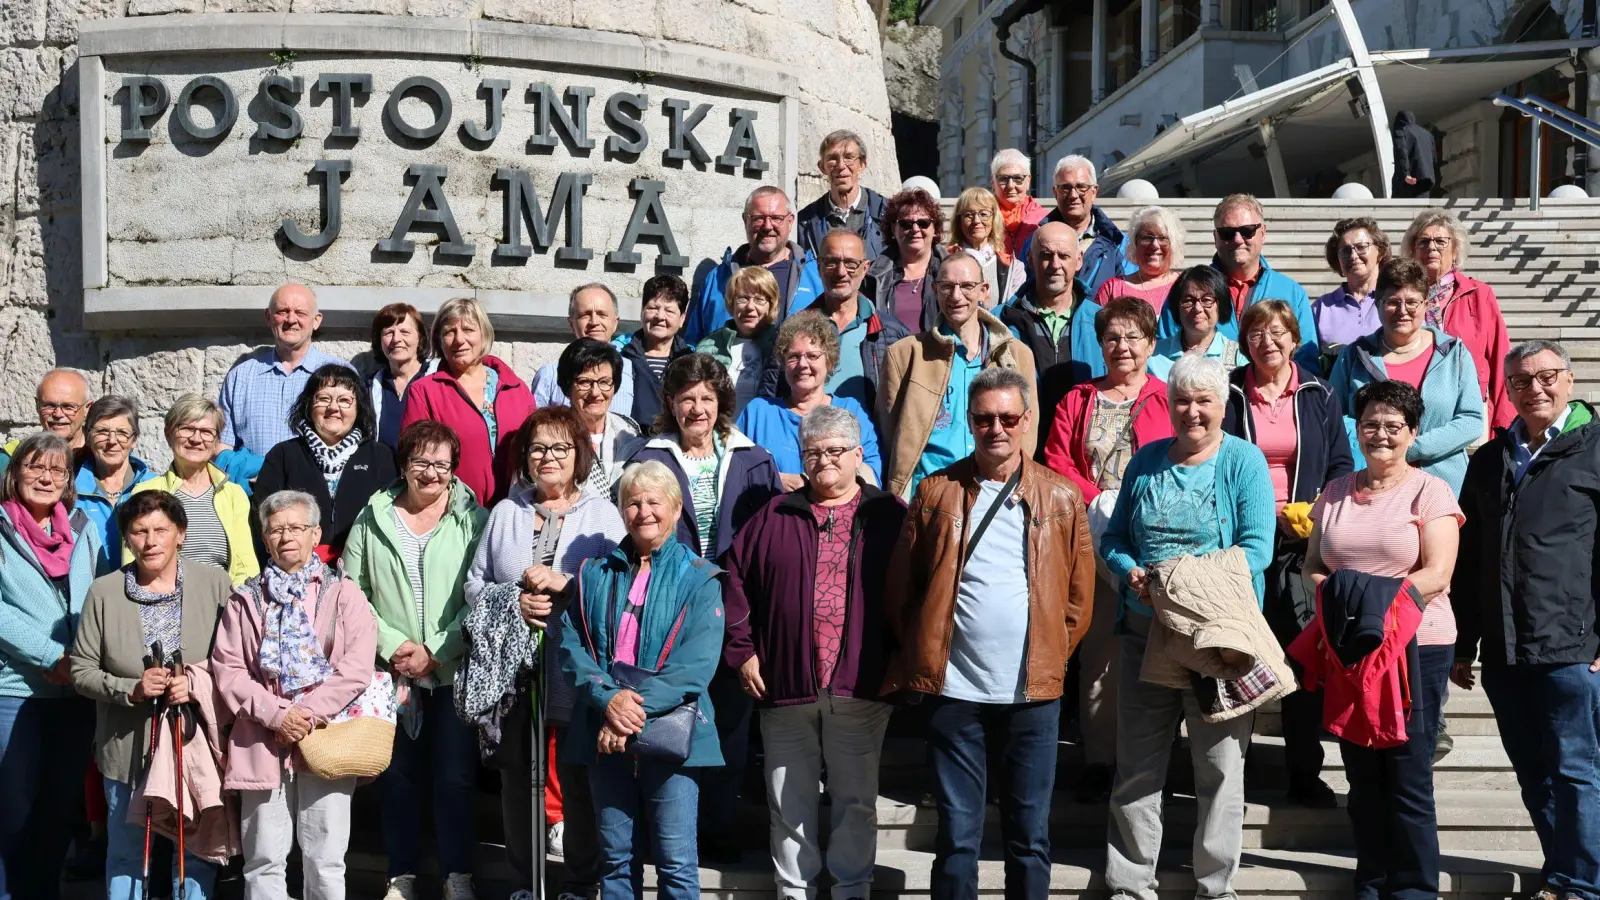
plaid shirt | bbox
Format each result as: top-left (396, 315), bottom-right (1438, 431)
top-left (218, 345), bottom-right (353, 455)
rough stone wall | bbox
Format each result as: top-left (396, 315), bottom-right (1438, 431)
top-left (882, 21), bottom-right (941, 122)
top-left (0, 0), bottom-right (899, 467)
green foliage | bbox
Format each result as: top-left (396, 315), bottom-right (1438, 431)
top-left (888, 0), bottom-right (919, 23)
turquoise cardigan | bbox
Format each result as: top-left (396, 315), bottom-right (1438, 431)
top-left (1100, 433), bottom-right (1276, 619)
top-left (558, 536), bottom-right (725, 768)
top-left (0, 504), bottom-right (102, 698)
top-left (1326, 326), bottom-right (1485, 495)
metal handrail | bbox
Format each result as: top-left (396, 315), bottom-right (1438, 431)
top-left (1522, 94), bottom-right (1600, 141)
top-left (1491, 93), bottom-right (1600, 211)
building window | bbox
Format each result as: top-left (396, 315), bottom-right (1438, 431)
top-left (1158, 0), bottom-right (1202, 53)
top-left (1233, 0), bottom-right (1278, 31)
top-left (1104, 0), bottom-right (1142, 93)
top-left (954, 14), bottom-right (963, 39)
top-left (1058, 10), bottom-right (1094, 125)
top-left (1305, 0), bottom-right (1329, 13)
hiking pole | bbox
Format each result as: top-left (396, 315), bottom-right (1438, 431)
top-left (140, 641), bottom-right (165, 897)
top-left (169, 650), bottom-right (186, 900)
top-left (533, 629), bottom-right (547, 900)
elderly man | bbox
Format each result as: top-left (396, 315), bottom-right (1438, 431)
top-left (796, 130), bottom-right (888, 260)
top-left (722, 403), bottom-right (907, 900)
top-left (879, 253), bottom-right (1039, 502)
top-left (883, 366), bottom-right (1095, 900)
top-left (217, 283), bottom-right (353, 460)
top-left (0, 369), bottom-right (93, 476)
top-left (815, 229), bottom-right (910, 414)
top-left (1454, 339), bottom-right (1600, 900)
top-left (1000, 221), bottom-right (1085, 444)
top-left (991, 148), bottom-right (1048, 268)
top-left (528, 282), bottom-right (635, 414)
top-left (688, 186), bottom-right (825, 345)
top-left (1020, 155), bottom-right (1129, 300)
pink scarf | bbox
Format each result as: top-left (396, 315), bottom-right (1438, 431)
top-left (3, 499), bottom-right (74, 578)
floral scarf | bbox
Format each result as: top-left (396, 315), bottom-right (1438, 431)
top-left (1424, 269), bottom-right (1458, 330)
top-left (2, 499), bottom-right (74, 578)
top-left (298, 421), bottom-right (364, 499)
top-left (127, 561), bottom-right (185, 660)
top-left (258, 555), bottom-right (334, 695)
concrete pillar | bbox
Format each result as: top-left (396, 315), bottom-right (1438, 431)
top-left (1050, 26), bottom-right (1068, 133)
top-left (1142, 0), bottom-right (1158, 67)
top-left (1205, 0), bottom-right (1222, 27)
top-left (1092, 0), bottom-right (1107, 101)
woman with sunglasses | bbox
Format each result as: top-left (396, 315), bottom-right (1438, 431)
top-left (1148, 266), bottom-right (1242, 381)
top-left (1311, 217), bottom-right (1391, 375)
top-left (866, 188), bottom-right (948, 333)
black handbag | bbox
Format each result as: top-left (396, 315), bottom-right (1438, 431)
top-left (606, 603), bottom-right (697, 762)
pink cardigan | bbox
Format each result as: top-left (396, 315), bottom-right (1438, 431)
top-left (400, 355), bottom-right (535, 506)
top-left (1443, 272), bottom-right (1515, 432)
top-left (210, 571), bottom-right (377, 791)
top-left (1041, 376), bottom-right (1174, 503)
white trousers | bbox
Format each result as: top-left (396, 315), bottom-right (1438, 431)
top-left (239, 773), bottom-right (355, 900)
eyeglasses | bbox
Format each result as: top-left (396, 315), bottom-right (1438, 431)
top-left (994, 174), bottom-right (1028, 186)
top-left (527, 442), bottom-right (574, 460)
top-left (1246, 329), bottom-right (1292, 345)
top-left (312, 395), bottom-right (356, 410)
top-left (1358, 422), bottom-right (1409, 438)
top-left (819, 257), bottom-right (866, 273)
top-left (970, 412), bottom-right (1024, 430)
top-left (821, 152), bottom-right (863, 170)
top-left (958, 210), bottom-right (995, 222)
top-left (37, 401), bottom-right (83, 415)
top-left (801, 445), bottom-right (856, 465)
top-left (1382, 299), bottom-right (1424, 313)
top-left (266, 523), bottom-right (314, 539)
top-left (1507, 368), bottom-right (1568, 392)
top-left (731, 295), bottom-right (772, 309)
top-left (896, 218), bottom-right (935, 231)
top-left (1135, 233), bottom-right (1170, 246)
top-left (572, 376), bottom-right (615, 393)
top-left (1180, 297), bottom-right (1219, 310)
top-left (406, 459), bottom-right (454, 477)
top-left (935, 280), bottom-right (984, 297)
top-left (21, 462), bottom-right (68, 480)
top-left (1055, 182), bottom-right (1095, 195)
top-left (175, 425), bottom-right (218, 443)
top-left (90, 427), bottom-right (135, 445)
top-left (1415, 237), bottom-right (1452, 251)
top-left (1101, 332), bottom-right (1148, 346)
top-left (1215, 224), bottom-right (1263, 242)
top-left (746, 213), bottom-right (791, 226)
top-left (1338, 242), bottom-right (1375, 258)
top-left (784, 350), bottom-right (826, 366)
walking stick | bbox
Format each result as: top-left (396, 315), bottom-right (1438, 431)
top-left (532, 628), bottom-right (547, 900)
top-left (169, 650), bottom-right (186, 900)
top-left (139, 641), bottom-right (165, 898)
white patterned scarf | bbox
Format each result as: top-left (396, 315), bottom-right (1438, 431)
top-left (298, 421), bottom-right (364, 499)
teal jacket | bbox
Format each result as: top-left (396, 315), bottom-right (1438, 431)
top-left (0, 503), bottom-right (102, 698)
top-left (1100, 434), bottom-right (1276, 619)
top-left (1326, 326), bottom-right (1486, 494)
top-left (73, 457), bottom-right (157, 577)
top-left (559, 536), bottom-right (725, 767)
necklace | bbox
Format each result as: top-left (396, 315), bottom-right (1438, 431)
top-left (1383, 332), bottom-right (1427, 356)
top-left (1357, 467), bottom-right (1412, 496)
top-left (1101, 381), bottom-right (1140, 402)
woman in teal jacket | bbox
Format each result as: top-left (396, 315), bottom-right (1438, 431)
top-left (557, 459), bottom-right (724, 900)
top-left (72, 396), bottom-right (157, 576)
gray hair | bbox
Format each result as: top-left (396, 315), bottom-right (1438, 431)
top-left (0, 432), bottom-right (77, 510)
top-left (1053, 154), bottom-right (1097, 185)
top-left (990, 148), bottom-right (1031, 180)
top-left (818, 129), bottom-right (867, 161)
top-left (85, 395), bottom-right (140, 441)
top-left (618, 459), bottom-right (683, 511)
top-left (1402, 208), bottom-right (1471, 267)
top-left (970, 366), bottom-right (1033, 411)
top-left (164, 394), bottom-right (223, 438)
top-left (1506, 339), bottom-right (1572, 371)
top-left (744, 185), bottom-right (791, 217)
top-left (568, 283), bottom-right (617, 318)
top-left (798, 405), bottom-right (861, 448)
top-left (257, 489), bottom-right (321, 531)
top-left (1127, 205), bottom-right (1186, 268)
top-left (1166, 353), bottom-right (1230, 405)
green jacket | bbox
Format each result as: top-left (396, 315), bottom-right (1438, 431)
top-left (340, 480), bottom-right (487, 684)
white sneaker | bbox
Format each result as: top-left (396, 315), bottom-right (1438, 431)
top-left (382, 875), bottom-right (418, 900)
top-left (547, 820), bottom-right (565, 859)
top-left (442, 872), bottom-right (476, 900)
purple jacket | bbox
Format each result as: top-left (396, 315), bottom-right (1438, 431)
top-left (721, 481), bottom-right (907, 708)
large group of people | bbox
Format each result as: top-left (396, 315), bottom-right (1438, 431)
top-left (0, 132), bottom-right (1594, 900)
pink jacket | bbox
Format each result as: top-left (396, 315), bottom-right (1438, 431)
top-left (1041, 376), bottom-right (1174, 503)
top-left (210, 570), bottom-right (377, 791)
top-left (400, 355), bottom-right (535, 506)
top-left (133, 663), bottom-right (240, 864)
top-left (1443, 272), bottom-right (1515, 432)
top-left (1289, 585), bottom-right (1424, 749)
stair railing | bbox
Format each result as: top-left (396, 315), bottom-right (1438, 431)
top-left (1492, 93), bottom-right (1600, 211)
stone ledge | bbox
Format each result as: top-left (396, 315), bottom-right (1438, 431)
top-left (77, 13), bottom-right (798, 99)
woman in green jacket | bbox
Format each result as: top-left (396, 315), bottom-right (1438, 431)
top-left (340, 420), bottom-right (488, 900)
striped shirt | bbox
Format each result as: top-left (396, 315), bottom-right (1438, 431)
top-left (176, 485), bottom-right (231, 572)
top-left (684, 453), bottom-right (719, 559)
top-left (391, 507), bottom-right (438, 636)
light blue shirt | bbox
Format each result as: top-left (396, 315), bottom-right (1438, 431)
top-left (943, 478), bottom-right (1031, 703)
top-left (218, 345), bottom-right (353, 456)
top-left (826, 296), bottom-right (875, 408)
top-left (911, 326), bottom-right (983, 497)
top-left (1511, 406), bottom-right (1572, 484)
top-left (1132, 454), bottom-right (1224, 567)
top-left (734, 395), bottom-right (883, 484)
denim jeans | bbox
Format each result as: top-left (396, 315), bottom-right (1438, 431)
top-left (104, 778), bottom-right (219, 900)
top-left (1340, 643), bottom-right (1451, 900)
top-left (380, 684), bottom-right (479, 878)
top-left (588, 754), bottom-right (701, 900)
top-left (1482, 661), bottom-right (1600, 900)
top-left (698, 667), bottom-right (753, 839)
top-left (926, 696), bottom-right (1060, 900)
top-left (0, 695), bottom-right (95, 900)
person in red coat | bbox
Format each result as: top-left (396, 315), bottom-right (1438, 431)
top-left (401, 297), bottom-right (535, 505)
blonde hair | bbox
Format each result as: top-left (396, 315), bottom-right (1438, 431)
top-left (432, 297), bottom-right (495, 361)
top-left (164, 393), bottom-right (223, 438)
top-left (1401, 208), bottom-right (1470, 268)
top-left (951, 187), bottom-right (1005, 255)
top-left (1127, 205), bottom-right (1186, 269)
top-left (1213, 193), bottom-right (1264, 226)
top-left (618, 459), bottom-right (683, 511)
top-left (723, 266), bottom-right (780, 329)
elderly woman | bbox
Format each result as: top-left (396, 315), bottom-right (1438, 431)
top-left (557, 460), bottom-right (726, 900)
top-left (1222, 299), bottom-right (1353, 808)
top-left (1148, 266), bottom-right (1242, 380)
top-left (254, 364), bottom-right (398, 563)
top-left (402, 296), bottom-right (535, 506)
top-left (991, 148), bottom-right (1047, 266)
top-left (695, 266), bottom-right (781, 416)
top-left (129, 395), bottom-right (258, 587)
top-left (1402, 208), bottom-right (1515, 432)
top-left (1311, 217), bottom-right (1391, 371)
top-left (1300, 380), bottom-right (1462, 900)
top-left (69, 490), bottom-right (232, 900)
top-left (867, 188), bottom-right (947, 333)
top-left (1094, 206), bottom-right (1185, 315)
top-left (558, 338), bottom-right (641, 500)
top-left (368, 302), bottom-right (437, 450)
top-left (1329, 258), bottom-right (1486, 495)
top-left (737, 311), bottom-right (883, 491)
top-left (466, 406), bottom-right (625, 900)
top-left (722, 405), bottom-right (907, 900)
top-left (341, 421), bottom-right (487, 900)
top-left (1099, 354), bottom-right (1276, 900)
top-left (211, 489), bottom-right (377, 900)
top-left (75, 395), bottom-right (156, 576)
top-left (0, 433), bottom-right (102, 900)
top-left (1040, 296), bottom-right (1173, 801)
top-left (949, 187), bottom-right (1025, 307)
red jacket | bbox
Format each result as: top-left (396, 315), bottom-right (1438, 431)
top-left (1041, 376), bottom-right (1173, 503)
top-left (400, 356), bottom-right (534, 505)
top-left (1289, 579), bottom-right (1425, 749)
top-left (1443, 272), bottom-right (1515, 432)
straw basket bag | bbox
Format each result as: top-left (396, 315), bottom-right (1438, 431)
top-left (297, 670), bottom-right (398, 779)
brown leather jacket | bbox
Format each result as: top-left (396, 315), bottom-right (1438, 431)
top-left (881, 454), bottom-right (1096, 701)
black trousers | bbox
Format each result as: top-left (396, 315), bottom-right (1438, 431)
top-left (1264, 533), bottom-right (1325, 783)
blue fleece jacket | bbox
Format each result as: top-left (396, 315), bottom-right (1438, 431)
top-left (735, 395), bottom-right (884, 484)
top-left (1156, 257), bottom-right (1318, 364)
top-left (687, 242), bottom-right (825, 346)
top-left (0, 504), bottom-right (102, 698)
top-left (73, 456), bottom-right (157, 576)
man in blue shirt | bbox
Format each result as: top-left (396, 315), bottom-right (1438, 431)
top-left (814, 229), bottom-right (909, 417)
top-left (687, 187), bottom-right (825, 345)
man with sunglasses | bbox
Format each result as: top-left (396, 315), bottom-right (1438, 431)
top-left (796, 130), bottom-right (888, 260)
top-left (882, 365), bottom-right (1095, 900)
top-left (1453, 339), bottom-right (1600, 900)
top-left (688, 185), bottom-right (825, 345)
top-left (0, 369), bottom-right (93, 478)
top-left (814, 229), bottom-right (910, 414)
top-left (1018, 155), bottom-right (1131, 301)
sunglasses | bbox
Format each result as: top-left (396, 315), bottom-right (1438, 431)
top-left (897, 218), bottom-right (935, 231)
top-left (970, 412), bottom-right (1024, 429)
top-left (1215, 223), bottom-right (1263, 242)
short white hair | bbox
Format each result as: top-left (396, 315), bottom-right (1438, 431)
top-left (990, 148), bottom-right (1031, 180)
top-left (1166, 353), bottom-right (1229, 406)
top-left (799, 405), bottom-right (861, 447)
top-left (1127, 205), bottom-right (1186, 268)
top-left (1053, 154), bottom-right (1097, 185)
top-left (618, 459), bottom-right (683, 511)
top-left (257, 489), bottom-right (321, 531)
